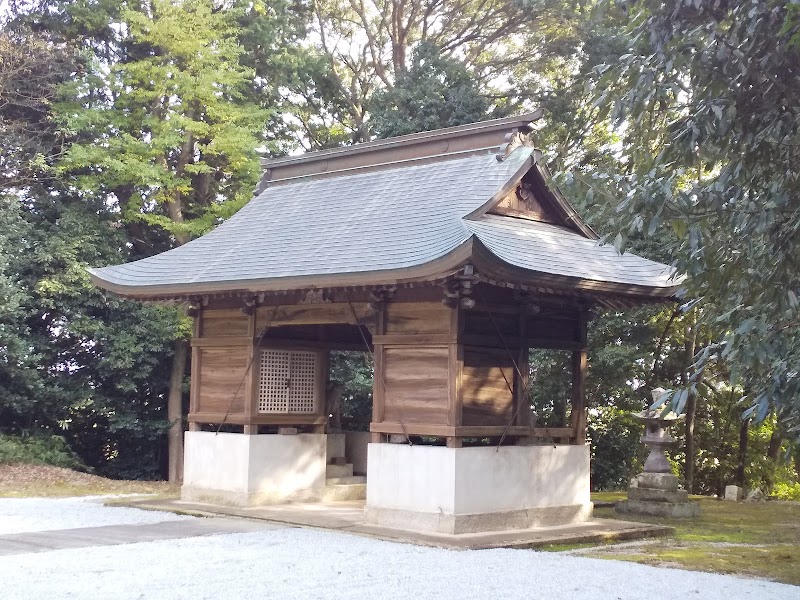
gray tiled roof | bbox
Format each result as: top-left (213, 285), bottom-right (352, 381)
top-left (464, 216), bottom-right (677, 288)
top-left (89, 146), bottom-right (678, 296)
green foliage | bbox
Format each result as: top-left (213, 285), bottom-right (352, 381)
top-left (0, 434), bottom-right (87, 471)
top-left (587, 0), bottom-right (800, 431)
top-left (370, 42), bottom-right (491, 139)
top-left (57, 0), bottom-right (269, 242)
top-left (771, 482), bottom-right (800, 502)
top-left (589, 407), bottom-right (643, 490)
top-left (329, 351), bottom-right (373, 430)
top-left (2, 192), bottom-right (184, 479)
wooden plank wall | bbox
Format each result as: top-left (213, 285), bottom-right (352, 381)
top-left (196, 346), bottom-right (249, 415)
top-left (461, 346), bottom-right (514, 426)
top-left (372, 301), bottom-right (457, 433)
top-left (190, 309), bottom-right (254, 423)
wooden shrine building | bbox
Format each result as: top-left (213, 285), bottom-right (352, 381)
top-left (90, 113), bottom-right (679, 534)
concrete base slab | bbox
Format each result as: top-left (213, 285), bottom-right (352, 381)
top-left (365, 503), bottom-right (592, 535)
top-left (366, 442), bottom-right (592, 534)
top-left (0, 517), bottom-right (280, 556)
top-left (120, 498), bottom-right (673, 550)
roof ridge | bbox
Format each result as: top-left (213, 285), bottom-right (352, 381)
top-left (255, 111), bottom-right (543, 191)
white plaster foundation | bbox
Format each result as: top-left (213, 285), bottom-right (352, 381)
top-left (365, 443), bottom-right (592, 534)
top-left (182, 431), bottom-right (333, 506)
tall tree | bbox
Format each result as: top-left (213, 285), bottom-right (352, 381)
top-left (0, 19), bottom-right (182, 478)
top-left (57, 0), bottom-right (272, 480)
top-left (369, 41), bottom-right (491, 138)
top-left (305, 0), bottom-right (544, 142)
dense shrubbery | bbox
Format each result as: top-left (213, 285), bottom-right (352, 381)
top-left (771, 482), bottom-right (800, 502)
top-left (589, 408), bottom-right (644, 490)
top-left (0, 434), bottom-right (87, 471)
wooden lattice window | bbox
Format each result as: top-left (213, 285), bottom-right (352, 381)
top-left (258, 349), bottom-right (318, 414)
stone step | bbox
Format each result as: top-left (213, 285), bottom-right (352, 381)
top-left (326, 463), bottom-right (353, 478)
top-left (320, 483), bottom-right (366, 502)
top-left (326, 475), bottom-right (366, 485)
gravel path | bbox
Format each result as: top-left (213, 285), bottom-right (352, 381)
top-left (0, 497), bottom-right (798, 600)
top-left (0, 496), bottom-right (191, 534)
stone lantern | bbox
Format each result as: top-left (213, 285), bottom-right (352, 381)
top-left (616, 388), bottom-right (700, 518)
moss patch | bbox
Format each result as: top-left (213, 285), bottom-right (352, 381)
top-left (592, 496), bottom-right (800, 544)
top-left (589, 543), bottom-right (800, 586)
top-left (584, 493), bottom-right (800, 585)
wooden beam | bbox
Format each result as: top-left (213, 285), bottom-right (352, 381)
top-left (258, 337), bottom-right (367, 352)
top-left (448, 305), bottom-right (464, 427)
top-left (188, 413), bottom-right (328, 426)
top-left (531, 427), bottom-right (574, 438)
top-left (189, 311), bottom-right (202, 417)
top-left (369, 423), bottom-right (571, 438)
top-left (455, 425), bottom-right (535, 437)
top-left (372, 333), bottom-right (456, 345)
top-left (191, 336), bottom-right (253, 348)
top-left (461, 333), bottom-right (585, 351)
top-left (370, 423), bottom-right (455, 437)
top-left (255, 303), bottom-right (373, 328)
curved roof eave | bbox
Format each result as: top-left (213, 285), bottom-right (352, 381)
top-left (469, 236), bottom-right (682, 302)
top-left (87, 239), bottom-right (478, 300)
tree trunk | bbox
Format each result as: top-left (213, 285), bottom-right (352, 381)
top-left (736, 417), bottom-right (750, 488)
top-left (167, 338), bottom-right (188, 482)
top-left (682, 311), bottom-right (698, 492)
top-left (795, 451), bottom-right (800, 481)
top-left (767, 430), bottom-right (783, 461)
top-left (685, 391), bottom-right (697, 493)
top-left (765, 429), bottom-right (784, 491)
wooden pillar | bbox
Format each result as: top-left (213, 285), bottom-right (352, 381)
top-left (244, 310), bottom-right (259, 434)
top-left (570, 309), bottom-right (589, 444)
top-left (513, 307), bottom-right (530, 427)
top-left (570, 350), bottom-right (588, 444)
top-left (447, 305), bottom-right (464, 428)
top-left (371, 304), bottom-right (386, 442)
top-left (188, 308), bottom-right (202, 432)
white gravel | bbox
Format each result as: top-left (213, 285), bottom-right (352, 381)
top-left (0, 496), bottom-right (191, 534)
top-left (2, 526), bottom-right (799, 600)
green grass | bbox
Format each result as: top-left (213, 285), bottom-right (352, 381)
top-left (590, 491), bottom-right (626, 504)
top-left (583, 492), bottom-right (800, 585)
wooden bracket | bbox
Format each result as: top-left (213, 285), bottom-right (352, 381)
top-left (368, 286), bottom-right (397, 311)
top-left (241, 295), bottom-right (258, 315)
top-left (187, 295), bottom-right (209, 317)
top-left (442, 265), bottom-right (479, 309)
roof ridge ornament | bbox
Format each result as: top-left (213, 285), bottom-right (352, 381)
top-left (496, 129), bottom-right (535, 162)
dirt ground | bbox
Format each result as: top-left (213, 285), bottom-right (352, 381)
top-left (0, 463), bottom-right (179, 498)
